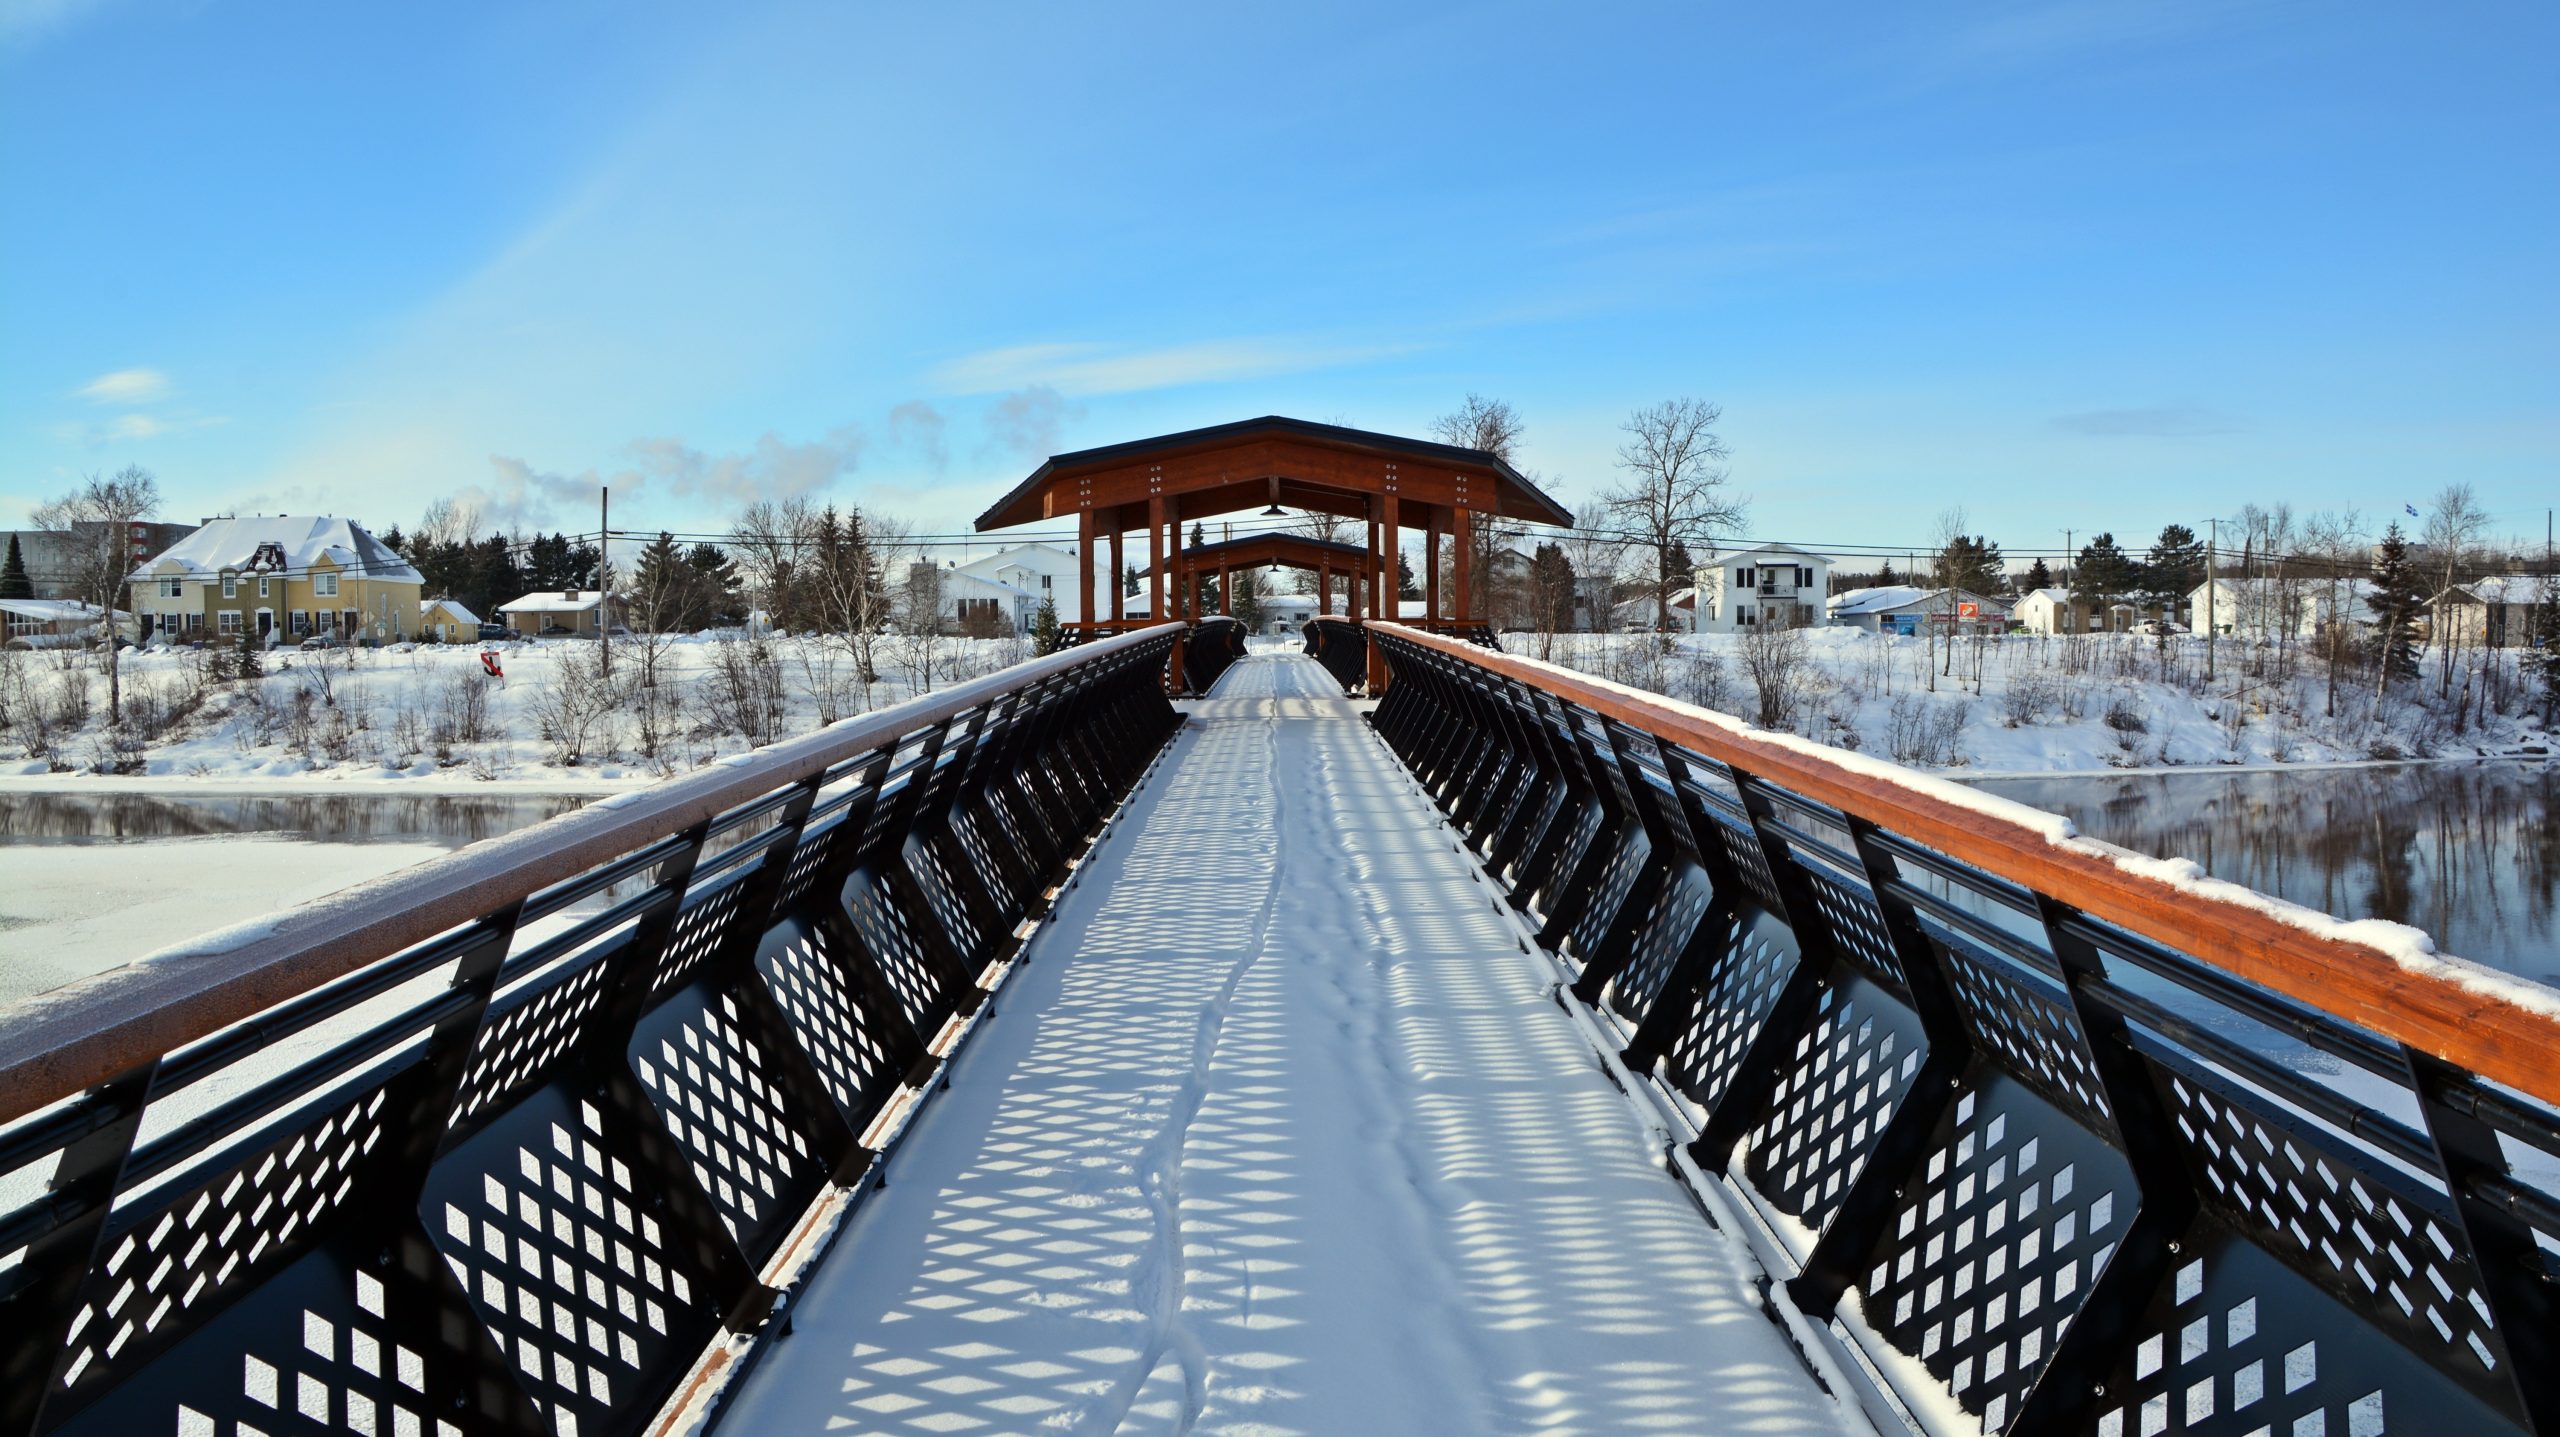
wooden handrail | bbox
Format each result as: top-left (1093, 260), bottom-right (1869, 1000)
top-left (0, 624), bottom-right (1186, 1125)
top-left (1367, 621), bottom-right (2560, 1108)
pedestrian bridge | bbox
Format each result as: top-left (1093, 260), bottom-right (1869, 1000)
top-left (3, 624), bottom-right (2555, 1437)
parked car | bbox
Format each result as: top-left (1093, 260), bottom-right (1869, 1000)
top-left (2137, 619), bottom-right (2190, 636)
top-left (298, 634), bottom-right (340, 650)
top-left (476, 622), bottom-right (510, 641)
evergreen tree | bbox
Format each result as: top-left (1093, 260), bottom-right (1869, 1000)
top-left (1398, 550), bottom-right (1420, 600)
top-left (1660, 539), bottom-right (1697, 595)
top-left (2142, 524), bottom-right (2206, 612)
top-left (471, 536), bottom-right (526, 617)
top-left (1936, 535), bottom-right (2006, 595)
top-left (0, 534), bottom-right (32, 600)
top-left (236, 622), bottom-right (263, 680)
top-left (2075, 533), bottom-right (2139, 612)
top-left (684, 544), bottom-right (743, 621)
top-left (631, 532), bottom-right (703, 632)
top-left (1124, 565), bottom-right (1140, 597)
top-left (1875, 557), bottom-right (1900, 587)
top-left (1528, 542), bottom-right (1578, 632)
top-left (1231, 569), bottom-right (1264, 632)
top-left (1189, 522), bottom-right (1206, 549)
top-left (2365, 523), bottom-right (2428, 685)
top-left (2022, 557), bottom-right (2054, 592)
top-left (1030, 596), bottom-right (1063, 655)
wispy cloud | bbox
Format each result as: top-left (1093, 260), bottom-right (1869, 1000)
top-left (2053, 405), bottom-right (2242, 437)
top-left (930, 336), bottom-right (1415, 398)
top-left (887, 400), bottom-right (948, 471)
top-left (78, 367), bottom-right (170, 405)
top-left (979, 387), bottom-right (1078, 461)
top-left (621, 426), bottom-right (866, 506)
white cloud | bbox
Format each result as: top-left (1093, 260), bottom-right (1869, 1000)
top-left (980, 387), bottom-right (1077, 461)
top-left (887, 400), bottom-right (948, 471)
top-left (930, 336), bottom-right (1414, 398)
top-left (621, 425), bottom-right (866, 506)
top-left (78, 367), bottom-right (171, 405)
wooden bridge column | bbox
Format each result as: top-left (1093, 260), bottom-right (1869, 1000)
top-left (1319, 560), bottom-right (1332, 616)
top-left (1453, 506), bottom-right (1474, 626)
top-left (1219, 563), bottom-right (1231, 616)
top-left (1372, 493), bottom-right (1398, 692)
top-left (1078, 509), bottom-right (1096, 633)
top-left (1147, 497), bottom-right (1166, 622)
top-left (1424, 513), bottom-right (1441, 624)
top-left (1108, 526), bottom-right (1124, 623)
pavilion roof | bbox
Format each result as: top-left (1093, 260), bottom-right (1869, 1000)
top-left (974, 416), bottom-right (1574, 531)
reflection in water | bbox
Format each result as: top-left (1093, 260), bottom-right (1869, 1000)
top-left (0, 791), bottom-right (592, 847)
top-left (1971, 761), bottom-right (2559, 987)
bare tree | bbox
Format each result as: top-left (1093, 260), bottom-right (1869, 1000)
top-left (33, 465), bottom-right (162, 725)
top-left (1430, 395), bottom-right (1530, 620)
top-left (1739, 620), bottom-right (1811, 730)
top-left (2300, 508), bottom-right (2367, 718)
top-left (2423, 484), bottom-right (2489, 697)
top-left (730, 496), bottom-right (821, 631)
top-left (1603, 399), bottom-right (1743, 631)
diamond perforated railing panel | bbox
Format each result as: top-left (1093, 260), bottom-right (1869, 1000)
top-left (647, 866), bottom-right (757, 999)
top-left (54, 1085), bottom-right (395, 1409)
top-left (837, 871), bottom-right (955, 1038)
top-left (1660, 910), bottom-right (1800, 1112)
top-left (451, 956), bottom-right (618, 1130)
top-left (1606, 871), bottom-right (1717, 1026)
top-left (1938, 939), bottom-right (2115, 1132)
top-left (1743, 971), bottom-right (1931, 1236)
top-left (1799, 863), bottom-right (1907, 990)
top-left (1854, 1075), bottom-right (2140, 1434)
top-left (424, 1089), bottom-right (731, 1437)
top-left (753, 916), bottom-right (910, 1130)
top-left (629, 983), bottom-right (831, 1263)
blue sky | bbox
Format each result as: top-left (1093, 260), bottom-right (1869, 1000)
top-left (4, 0), bottom-right (2554, 561)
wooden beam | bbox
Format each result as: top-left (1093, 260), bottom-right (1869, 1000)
top-left (1452, 507), bottom-right (1474, 625)
top-left (1108, 527), bottom-right (1124, 622)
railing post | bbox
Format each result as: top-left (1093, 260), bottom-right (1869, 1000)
top-left (4, 1062), bottom-right (157, 1437)
top-left (1783, 822), bottom-right (1974, 1316)
top-left (2404, 1047), bottom-right (2560, 1435)
top-left (2001, 898), bottom-right (2202, 1435)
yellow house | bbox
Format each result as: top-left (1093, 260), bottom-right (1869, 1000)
top-left (129, 516), bottom-right (424, 645)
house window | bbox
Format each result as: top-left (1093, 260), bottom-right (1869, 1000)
top-left (1738, 606), bottom-right (1755, 625)
top-left (342, 609), bottom-right (359, 635)
top-left (159, 578), bottom-right (182, 599)
top-left (218, 611), bottom-right (242, 636)
top-left (290, 610), bottom-right (310, 636)
top-left (1041, 575), bottom-right (1051, 590)
top-left (221, 573), bottom-right (238, 599)
top-left (315, 572), bottom-right (339, 597)
top-left (258, 577), bottom-right (271, 599)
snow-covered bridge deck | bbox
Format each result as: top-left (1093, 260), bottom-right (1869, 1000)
top-left (724, 653), bottom-right (1856, 1435)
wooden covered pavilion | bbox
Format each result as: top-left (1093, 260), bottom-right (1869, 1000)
top-left (974, 417), bottom-right (1575, 684)
top-left (1135, 532), bottom-right (1377, 619)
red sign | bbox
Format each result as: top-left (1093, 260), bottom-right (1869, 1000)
top-left (1958, 602), bottom-right (1980, 619)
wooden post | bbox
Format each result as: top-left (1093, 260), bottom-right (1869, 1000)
top-left (1374, 493), bottom-right (1399, 691)
top-left (1219, 563), bottom-right (1231, 616)
top-left (1453, 506), bottom-right (1474, 626)
top-left (1424, 513), bottom-right (1441, 624)
top-left (1148, 496), bottom-right (1166, 624)
top-left (1319, 560), bottom-right (1332, 616)
top-left (1078, 508), bottom-right (1096, 634)
top-left (1108, 525), bottom-right (1124, 623)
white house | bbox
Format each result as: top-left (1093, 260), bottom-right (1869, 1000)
top-left (1, 598), bottom-right (125, 648)
top-left (2186, 578), bottom-right (2375, 639)
top-left (2435, 576), bottom-right (2550, 649)
top-left (1828, 585), bottom-right (2011, 636)
top-left (911, 564), bottom-right (1043, 633)
top-left (949, 543), bottom-right (1112, 625)
top-left (496, 589), bottom-right (628, 638)
top-left (1695, 545), bottom-right (1831, 632)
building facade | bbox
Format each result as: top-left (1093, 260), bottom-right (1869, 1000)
top-left (130, 516), bottom-right (422, 645)
top-left (496, 590), bottom-right (627, 637)
top-left (1828, 585), bottom-right (2012, 636)
top-left (1694, 545), bottom-right (1832, 632)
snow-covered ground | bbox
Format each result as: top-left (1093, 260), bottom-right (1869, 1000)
top-left (1520, 627), bottom-right (2552, 774)
top-left (724, 654), bottom-right (1862, 1436)
top-left (0, 631), bottom-right (1037, 788)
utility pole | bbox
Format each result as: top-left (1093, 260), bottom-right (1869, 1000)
top-left (599, 487), bottom-right (610, 683)
top-left (2205, 517), bottom-right (2217, 683)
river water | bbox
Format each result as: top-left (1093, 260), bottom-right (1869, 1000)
top-left (0, 760), bottom-right (2553, 1006)
top-left (1969, 759), bottom-right (2558, 987)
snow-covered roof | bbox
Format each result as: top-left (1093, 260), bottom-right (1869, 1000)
top-left (0, 598), bottom-right (110, 622)
top-left (497, 589), bottom-right (617, 615)
top-left (135, 515), bottom-right (422, 586)
top-left (1710, 543), bottom-right (1833, 566)
top-left (2448, 576), bottom-right (2550, 605)
top-left (421, 597), bottom-right (483, 624)
top-left (2022, 587), bottom-right (2073, 605)
top-left (935, 571), bottom-right (1039, 602)
top-left (953, 543), bottom-right (1080, 580)
top-left (1828, 584), bottom-right (1931, 615)
top-left (1829, 585), bottom-right (2009, 616)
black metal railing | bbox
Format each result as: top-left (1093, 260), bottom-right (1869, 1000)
top-left (1304, 615), bottom-right (1366, 693)
top-left (1366, 623), bottom-right (2560, 1437)
top-left (1182, 616), bottom-right (1246, 694)
top-left (0, 624), bottom-right (1185, 1437)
